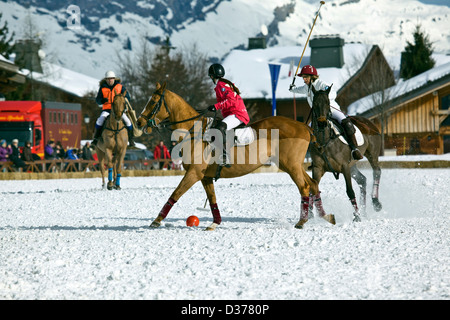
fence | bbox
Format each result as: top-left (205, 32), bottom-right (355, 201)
top-left (0, 159), bottom-right (177, 173)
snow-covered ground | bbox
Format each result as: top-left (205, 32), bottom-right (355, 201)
top-left (0, 162), bottom-right (449, 300)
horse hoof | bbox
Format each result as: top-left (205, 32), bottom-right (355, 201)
top-left (204, 223), bottom-right (219, 231)
top-left (149, 221), bottom-right (161, 228)
top-left (150, 215), bottom-right (164, 228)
top-left (322, 214), bottom-right (336, 225)
top-left (107, 185), bottom-right (113, 190)
top-left (372, 198), bottom-right (382, 212)
top-left (353, 215), bottom-right (361, 222)
top-left (295, 219), bottom-right (308, 229)
top-left (115, 185), bottom-right (121, 190)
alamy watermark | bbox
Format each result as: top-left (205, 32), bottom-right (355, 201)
top-left (66, 5), bottom-right (81, 30)
top-left (169, 121), bottom-right (280, 166)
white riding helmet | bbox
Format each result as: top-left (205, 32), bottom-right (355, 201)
top-left (105, 70), bottom-right (116, 79)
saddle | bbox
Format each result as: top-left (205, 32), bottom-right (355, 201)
top-left (203, 118), bottom-right (256, 181)
top-left (329, 119), bottom-right (364, 147)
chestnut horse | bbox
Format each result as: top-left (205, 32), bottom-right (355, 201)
top-left (95, 91), bottom-right (129, 190)
top-left (308, 86), bottom-right (382, 222)
top-left (136, 82), bottom-right (336, 230)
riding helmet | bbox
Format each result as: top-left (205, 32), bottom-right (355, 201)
top-left (298, 65), bottom-right (318, 77)
top-left (105, 70), bottom-right (116, 79)
top-left (208, 63), bottom-right (225, 79)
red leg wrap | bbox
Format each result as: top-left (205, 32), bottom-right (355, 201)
top-left (313, 193), bottom-right (327, 217)
top-left (301, 196), bottom-right (310, 220)
top-left (159, 197), bottom-right (177, 218)
top-left (210, 203), bottom-right (222, 224)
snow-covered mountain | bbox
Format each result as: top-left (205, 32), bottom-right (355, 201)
top-left (1, 0), bottom-right (449, 79)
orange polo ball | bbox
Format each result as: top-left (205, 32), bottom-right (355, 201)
top-left (186, 215), bottom-right (200, 227)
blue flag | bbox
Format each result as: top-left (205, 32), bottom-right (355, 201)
top-left (268, 64), bottom-right (281, 116)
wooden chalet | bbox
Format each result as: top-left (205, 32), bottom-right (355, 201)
top-left (349, 62), bottom-right (450, 155)
top-left (0, 54), bottom-right (26, 97)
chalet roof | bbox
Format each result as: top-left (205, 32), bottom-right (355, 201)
top-left (222, 43), bottom-right (374, 100)
top-left (23, 61), bottom-right (99, 98)
top-left (348, 59), bottom-right (450, 117)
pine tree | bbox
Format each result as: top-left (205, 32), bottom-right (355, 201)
top-left (400, 24), bottom-right (435, 79)
top-left (0, 12), bottom-right (15, 59)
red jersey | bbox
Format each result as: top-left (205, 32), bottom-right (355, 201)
top-left (214, 80), bottom-right (250, 125)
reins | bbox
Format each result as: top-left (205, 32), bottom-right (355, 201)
top-left (140, 88), bottom-right (209, 130)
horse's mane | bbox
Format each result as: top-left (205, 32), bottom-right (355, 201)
top-left (166, 88), bottom-right (199, 115)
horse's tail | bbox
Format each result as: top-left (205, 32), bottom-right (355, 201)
top-left (350, 116), bottom-right (380, 136)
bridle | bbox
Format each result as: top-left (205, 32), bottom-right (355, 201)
top-left (139, 88), bottom-right (170, 128)
top-left (311, 92), bottom-right (340, 179)
top-left (139, 88), bottom-right (209, 132)
top-left (105, 95), bottom-right (126, 134)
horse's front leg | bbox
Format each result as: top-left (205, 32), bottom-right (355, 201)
top-left (343, 166), bottom-right (361, 222)
top-left (105, 150), bottom-right (114, 190)
top-left (150, 169), bottom-right (203, 228)
top-left (114, 155), bottom-right (125, 190)
top-left (201, 177), bottom-right (221, 231)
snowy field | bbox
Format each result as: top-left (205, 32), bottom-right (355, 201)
top-left (0, 166), bottom-right (449, 300)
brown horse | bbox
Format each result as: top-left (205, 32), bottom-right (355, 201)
top-left (136, 82), bottom-right (336, 230)
top-left (95, 91), bottom-right (129, 190)
top-left (308, 85), bottom-right (382, 222)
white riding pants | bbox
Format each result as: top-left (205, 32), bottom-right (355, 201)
top-left (330, 108), bottom-right (347, 124)
top-left (96, 110), bottom-right (132, 127)
top-left (222, 114), bottom-right (243, 131)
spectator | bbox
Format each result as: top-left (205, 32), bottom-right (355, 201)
top-left (44, 140), bottom-right (56, 172)
top-left (0, 139), bottom-right (12, 162)
top-left (10, 138), bottom-right (26, 170)
top-left (22, 141), bottom-right (34, 162)
top-left (54, 141), bottom-right (66, 159)
top-left (82, 142), bottom-right (94, 160)
top-left (66, 148), bottom-right (79, 160)
top-left (44, 140), bottom-right (56, 160)
top-left (153, 140), bottom-right (171, 169)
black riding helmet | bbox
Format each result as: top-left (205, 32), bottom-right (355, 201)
top-left (208, 63), bottom-right (225, 79)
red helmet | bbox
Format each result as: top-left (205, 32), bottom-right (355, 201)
top-left (298, 65), bottom-right (318, 77)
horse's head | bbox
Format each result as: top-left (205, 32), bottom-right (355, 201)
top-left (112, 89), bottom-right (127, 123)
top-left (137, 82), bottom-right (169, 134)
top-left (312, 85), bottom-right (333, 130)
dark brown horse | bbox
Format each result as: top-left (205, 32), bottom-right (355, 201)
top-left (95, 91), bottom-right (129, 190)
top-left (308, 86), bottom-right (382, 222)
top-left (136, 82), bottom-right (335, 230)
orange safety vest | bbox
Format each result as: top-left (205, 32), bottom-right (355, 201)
top-left (101, 83), bottom-right (123, 110)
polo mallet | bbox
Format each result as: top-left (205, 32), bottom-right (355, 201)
top-left (290, 1), bottom-right (325, 88)
top-left (197, 198), bottom-right (210, 212)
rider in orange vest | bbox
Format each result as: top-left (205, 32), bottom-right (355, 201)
top-left (92, 71), bottom-right (135, 147)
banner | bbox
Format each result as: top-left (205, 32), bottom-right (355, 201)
top-left (268, 63), bottom-right (281, 116)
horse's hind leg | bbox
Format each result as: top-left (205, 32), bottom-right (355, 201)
top-left (343, 166), bottom-right (361, 222)
top-left (97, 151), bottom-right (106, 189)
top-left (371, 166), bottom-right (382, 211)
top-left (365, 147), bottom-right (383, 211)
top-left (351, 165), bottom-right (367, 215)
top-left (201, 177), bottom-right (222, 231)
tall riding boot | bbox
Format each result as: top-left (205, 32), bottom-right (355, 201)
top-left (215, 121), bottom-right (231, 167)
top-left (341, 118), bottom-right (363, 160)
top-left (91, 125), bottom-right (102, 147)
top-left (127, 126), bottom-right (136, 147)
